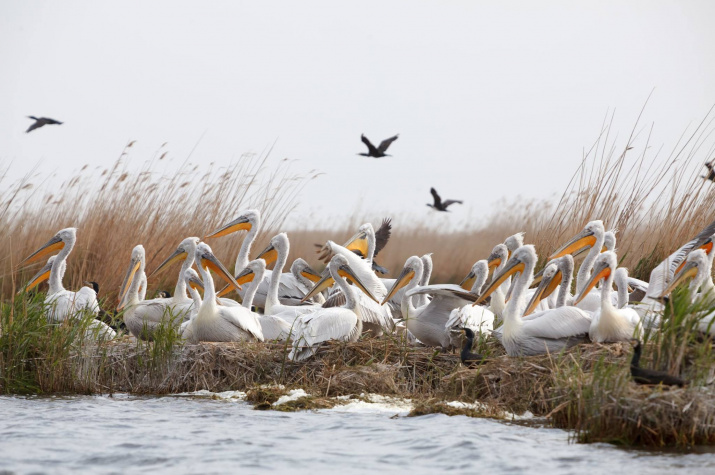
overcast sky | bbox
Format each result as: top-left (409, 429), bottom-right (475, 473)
top-left (2, 1), bottom-right (715, 228)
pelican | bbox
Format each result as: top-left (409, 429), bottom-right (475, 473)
top-left (23, 254), bottom-right (115, 339)
top-left (179, 268), bottom-right (205, 336)
top-left (21, 228), bottom-right (100, 322)
top-left (462, 243), bottom-right (509, 317)
top-left (205, 210), bottom-right (305, 308)
top-left (289, 255), bottom-right (379, 361)
top-left (573, 252), bottom-right (641, 343)
top-left (317, 230), bottom-right (393, 336)
top-left (182, 243), bottom-right (262, 343)
top-left (549, 220), bottom-right (620, 313)
top-left (523, 255), bottom-right (575, 316)
top-left (148, 237), bottom-right (201, 320)
top-left (477, 245), bottom-right (591, 356)
top-left (383, 256), bottom-right (477, 348)
top-left (235, 259), bottom-right (292, 341)
top-left (290, 258), bottom-right (324, 304)
top-left (444, 259), bottom-right (495, 348)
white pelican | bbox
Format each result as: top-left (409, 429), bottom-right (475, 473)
top-left (504, 232), bottom-right (525, 257)
top-left (464, 243), bottom-right (509, 317)
top-left (477, 245), bottom-right (591, 356)
top-left (318, 237), bottom-right (393, 336)
top-left (573, 252), bottom-right (641, 343)
top-left (21, 228), bottom-right (100, 323)
top-left (23, 254), bottom-right (115, 339)
top-left (523, 255), bottom-right (575, 316)
top-left (235, 259), bottom-right (292, 341)
top-left (383, 256), bottom-right (478, 348)
top-left (443, 259), bottom-right (495, 348)
top-left (205, 210), bottom-right (305, 308)
top-left (182, 243), bottom-right (263, 343)
top-left (290, 258), bottom-right (324, 304)
top-left (289, 254), bottom-right (379, 361)
top-left (179, 268), bottom-right (205, 336)
top-left (148, 237), bottom-right (201, 320)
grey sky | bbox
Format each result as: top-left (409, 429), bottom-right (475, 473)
top-left (2, 1), bottom-right (715, 228)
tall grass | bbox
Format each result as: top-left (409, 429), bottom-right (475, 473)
top-left (1, 143), bottom-right (320, 301)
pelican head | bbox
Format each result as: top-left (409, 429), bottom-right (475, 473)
top-left (234, 258), bottom-right (268, 285)
top-left (573, 251), bottom-right (617, 305)
top-left (291, 258), bottom-right (322, 284)
top-left (504, 232), bottom-right (525, 258)
top-left (21, 227), bottom-right (77, 266)
top-left (204, 209), bottom-right (261, 239)
top-left (382, 256), bottom-right (423, 305)
top-left (524, 262), bottom-right (560, 316)
top-left (459, 260), bottom-right (489, 294)
top-left (255, 232), bottom-right (289, 267)
top-left (117, 245), bottom-right (146, 310)
top-left (661, 249), bottom-right (709, 297)
top-left (22, 255), bottom-right (57, 292)
top-left (184, 268), bottom-right (204, 292)
top-left (150, 236), bottom-right (200, 277)
top-left (674, 235), bottom-right (714, 275)
top-left (550, 220), bottom-right (604, 259)
top-left (195, 242), bottom-right (243, 294)
top-left (344, 223), bottom-right (374, 259)
top-left (476, 245), bottom-right (536, 305)
top-left (302, 254), bottom-right (379, 304)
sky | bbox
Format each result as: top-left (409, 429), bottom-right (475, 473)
top-left (2, 1), bottom-right (715, 228)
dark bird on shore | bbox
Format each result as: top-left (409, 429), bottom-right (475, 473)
top-left (155, 289), bottom-right (172, 299)
top-left (315, 218), bottom-right (393, 274)
top-left (428, 187), bottom-right (462, 212)
top-left (84, 281), bottom-right (127, 333)
top-left (26, 116), bottom-right (63, 133)
top-left (702, 161), bottom-right (715, 182)
top-left (629, 339), bottom-right (685, 387)
top-left (461, 328), bottom-right (486, 367)
top-left (358, 134), bottom-right (399, 158)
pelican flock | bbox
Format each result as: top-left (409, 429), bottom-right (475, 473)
top-left (16, 206), bottom-right (715, 373)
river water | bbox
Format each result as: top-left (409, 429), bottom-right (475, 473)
top-left (1, 393), bottom-right (714, 475)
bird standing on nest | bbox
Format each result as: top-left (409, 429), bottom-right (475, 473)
top-left (358, 134), bottom-right (399, 158)
top-left (428, 188), bottom-right (462, 212)
top-left (460, 328), bottom-right (486, 367)
top-left (629, 339), bottom-right (685, 387)
top-left (26, 116), bottom-right (63, 133)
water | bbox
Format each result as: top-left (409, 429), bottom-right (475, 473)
top-left (1, 394), bottom-right (714, 475)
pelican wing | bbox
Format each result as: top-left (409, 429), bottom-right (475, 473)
top-left (522, 306), bottom-right (591, 340)
top-left (219, 307), bottom-right (264, 341)
top-left (406, 284), bottom-right (477, 302)
top-left (295, 308), bottom-right (358, 346)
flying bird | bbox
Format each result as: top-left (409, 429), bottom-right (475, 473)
top-left (428, 188), bottom-right (462, 212)
top-left (702, 161), bottom-right (715, 182)
top-left (358, 134), bottom-right (399, 158)
top-left (26, 116), bottom-right (63, 133)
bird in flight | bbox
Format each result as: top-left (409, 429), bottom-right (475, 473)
top-left (26, 116), bottom-right (63, 133)
top-left (428, 187), bottom-right (462, 212)
top-left (358, 134), bottom-right (399, 158)
top-left (702, 161), bottom-right (715, 182)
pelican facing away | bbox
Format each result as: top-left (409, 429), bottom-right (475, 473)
top-left (477, 245), bottom-right (591, 356)
top-left (21, 228), bottom-right (100, 323)
top-left (574, 252), bottom-right (641, 343)
top-left (182, 243), bottom-right (263, 343)
top-left (290, 255), bottom-right (379, 361)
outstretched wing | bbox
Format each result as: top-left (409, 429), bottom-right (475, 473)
top-left (361, 134), bottom-right (378, 155)
top-left (43, 117), bottom-right (63, 125)
top-left (26, 120), bottom-right (42, 133)
top-left (706, 161), bottom-right (714, 171)
top-left (442, 199), bottom-right (463, 208)
top-left (430, 188), bottom-right (442, 208)
top-left (377, 134), bottom-right (399, 153)
top-left (374, 218), bottom-right (392, 257)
